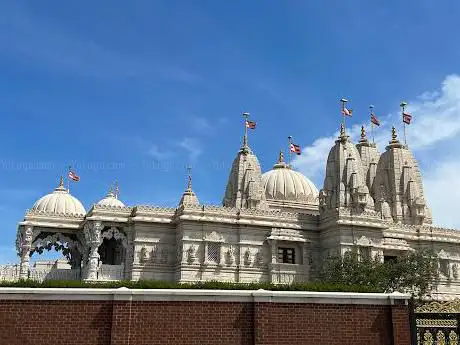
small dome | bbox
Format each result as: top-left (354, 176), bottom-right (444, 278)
top-left (97, 188), bottom-right (125, 207)
top-left (261, 152), bottom-right (319, 203)
top-left (179, 172), bottom-right (200, 206)
top-left (32, 177), bottom-right (86, 216)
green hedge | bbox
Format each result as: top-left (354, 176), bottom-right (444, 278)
top-left (0, 279), bottom-right (383, 293)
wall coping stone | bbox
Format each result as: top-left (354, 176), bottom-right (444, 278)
top-left (0, 288), bottom-right (410, 304)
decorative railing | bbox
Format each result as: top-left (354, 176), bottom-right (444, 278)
top-left (269, 263), bottom-right (307, 284)
top-left (98, 264), bottom-right (124, 281)
top-left (29, 268), bottom-right (81, 282)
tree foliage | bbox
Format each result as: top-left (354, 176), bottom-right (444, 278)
top-left (319, 247), bottom-right (439, 299)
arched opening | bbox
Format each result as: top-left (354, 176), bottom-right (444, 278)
top-left (29, 233), bottom-right (82, 281)
top-left (95, 227), bottom-right (127, 281)
top-left (98, 237), bottom-right (124, 265)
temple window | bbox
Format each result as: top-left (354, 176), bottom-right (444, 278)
top-left (439, 259), bottom-right (450, 277)
top-left (384, 255), bottom-right (397, 264)
top-left (278, 247), bottom-right (295, 264)
top-left (207, 242), bottom-right (221, 264)
top-left (360, 247), bottom-right (371, 260)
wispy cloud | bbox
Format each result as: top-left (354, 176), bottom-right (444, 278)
top-left (148, 145), bottom-right (173, 161)
top-left (178, 137), bottom-right (203, 161)
top-left (293, 74), bottom-right (460, 229)
top-left (186, 116), bottom-right (227, 134)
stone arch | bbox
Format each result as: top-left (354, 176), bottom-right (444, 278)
top-left (31, 232), bottom-right (83, 269)
top-left (98, 227), bottom-right (127, 265)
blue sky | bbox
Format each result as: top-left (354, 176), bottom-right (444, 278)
top-left (2, 0), bottom-right (460, 263)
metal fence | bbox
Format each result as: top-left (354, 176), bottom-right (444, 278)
top-left (412, 299), bottom-right (460, 344)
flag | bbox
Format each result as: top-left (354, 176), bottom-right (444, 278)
top-left (289, 143), bottom-right (301, 155)
top-left (68, 169), bottom-right (80, 182)
top-left (370, 113), bottom-right (380, 126)
top-left (403, 112), bottom-right (412, 125)
top-left (341, 108), bottom-right (353, 117)
top-left (246, 120), bottom-right (256, 129)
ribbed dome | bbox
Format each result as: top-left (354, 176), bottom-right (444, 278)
top-left (97, 190), bottom-right (125, 207)
top-left (32, 177), bottom-right (86, 216)
top-left (262, 153), bottom-right (318, 203)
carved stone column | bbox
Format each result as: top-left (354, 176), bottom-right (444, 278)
top-left (19, 225), bottom-right (34, 280)
top-left (82, 221), bottom-right (103, 281)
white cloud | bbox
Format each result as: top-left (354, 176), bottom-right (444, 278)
top-left (424, 160), bottom-right (460, 229)
top-left (148, 145), bottom-right (172, 160)
top-left (178, 137), bottom-right (203, 161)
top-left (293, 74), bottom-right (460, 229)
top-left (187, 116), bottom-right (227, 134)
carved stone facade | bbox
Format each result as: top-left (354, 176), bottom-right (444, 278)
top-left (9, 124), bottom-right (460, 298)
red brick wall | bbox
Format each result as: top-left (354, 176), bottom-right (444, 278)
top-left (0, 298), bottom-right (410, 345)
top-left (0, 300), bottom-right (113, 345)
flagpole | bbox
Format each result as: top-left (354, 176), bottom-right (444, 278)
top-left (369, 105), bottom-right (375, 144)
top-left (287, 136), bottom-right (293, 167)
top-left (67, 166), bottom-right (71, 193)
top-left (242, 112), bottom-right (249, 147)
top-left (400, 101), bottom-right (408, 146)
top-left (340, 98), bottom-right (348, 135)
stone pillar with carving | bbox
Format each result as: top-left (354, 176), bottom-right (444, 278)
top-left (82, 221), bottom-right (103, 281)
top-left (19, 225), bottom-right (34, 279)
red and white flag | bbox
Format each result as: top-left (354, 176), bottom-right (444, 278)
top-left (68, 169), bottom-right (80, 182)
top-left (403, 112), bottom-right (412, 125)
top-left (341, 107), bottom-right (353, 117)
top-left (370, 113), bottom-right (380, 126)
top-left (246, 120), bottom-right (256, 129)
top-left (289, 143), bottom-right (301, 155)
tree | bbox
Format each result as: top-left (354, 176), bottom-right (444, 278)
top-left (319, 247), bottom-right (439, 299)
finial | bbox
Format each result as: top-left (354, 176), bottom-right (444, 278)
top-left (106, 184), bottom-right (115, 198)
top-left (58, 176), bottom-right (64, 188)
top-left (278, 150), bottom-right (285, 163)
top-left (242, 112), bottom-right (250, 148)
top-left (359, 125), bottom-right (368, 144)
top-left (186, 165), bottom-right (192, 192)
top-left (339, 123), bottom-right (346, 139)
top-left (114, 182), bottom-right (119, 199)
top-left (389, 126), bottom-right (401, 146)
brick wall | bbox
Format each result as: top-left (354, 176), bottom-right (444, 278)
top-left (0, 289), bottom-right (411, 345)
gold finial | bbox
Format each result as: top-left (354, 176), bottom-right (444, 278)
top-left (59, 176), bottom-right (64, 188)
top-left (359, 125), bottom-right (368, 144)
top-left (278, 150), bottom-right (285, 163)
top-left (389, 126), bottom-right (401, 146)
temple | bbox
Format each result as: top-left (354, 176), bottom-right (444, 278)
top-left (9, 116), bottom-right (460, 299)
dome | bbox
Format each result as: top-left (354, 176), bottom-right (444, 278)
top-left (262, 152), bottom-right (318, 203)
top-left (32, 177), bottom-right (86, 216)
top-left (97, 188), bottom-right (125, 208)
top-left (179, 173), bottom-right (200, 206)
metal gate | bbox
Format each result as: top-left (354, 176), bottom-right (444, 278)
top-left (412, 299), bottom-right (460, 344)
